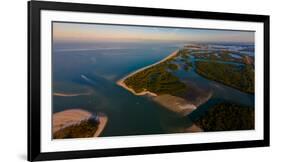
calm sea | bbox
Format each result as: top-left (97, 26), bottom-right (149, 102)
top-left (52, 42), bottom-right (254, 137)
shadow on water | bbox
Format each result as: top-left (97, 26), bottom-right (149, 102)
top-left (187, 98), bottom-right (224, 121)
top-left (157, 108), bottom-right (196, 133)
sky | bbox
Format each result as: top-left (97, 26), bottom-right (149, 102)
top-left (53, 22), bottom-right (254, 43)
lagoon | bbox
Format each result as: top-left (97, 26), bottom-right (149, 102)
top-left (52, 42), bottom-right (254, 137)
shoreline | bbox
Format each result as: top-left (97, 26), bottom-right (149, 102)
top-left (195, 67), bottom-right (254, 94)
top-left (53, 92), bottom-right (91, 97)
top-left (116, 49), bottom-right (212, 116)
top-left (53, 109), bottom-right (108, 138)
top-left (93, 114), bottom-right (108, 137)
top-left (53, 109), bottom-right (92, 134)
top-left (153, 91), bottom-right (212, 116)
top-left (116, 49), bottom-right (179, 96)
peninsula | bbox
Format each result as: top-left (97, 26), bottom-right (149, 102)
top-left (117, 49), bottom-right (212, 118)
top-left (117, 50), bottom-right (179, 97)
top-left (53, 91), bottom-right (92, 97)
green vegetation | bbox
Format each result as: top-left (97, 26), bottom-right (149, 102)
top-left (167, 63), bottom-right (178, 71)
top-left (53, 120), bottom-right (98, 139)
top-left (123, 47), bottom-right (254, 96)
top-left (124, 50), bottom-right (188, 96)
top-left (195, 61), bottom-right (254, 93)
top-left (192, 50), bottom-right (245, 63)
top-left (219, 51), bottom-right (244, 63)
top-left (183, 61), bottom-right (192, 71)
top-left (192, 52), bottom-right (213, 59)
top-left (177, 49), bottom-right (189, 56)
top-left (180, 50), bottom-right (191, 60)
top-left (180, 50), bottom-right (193, 72)
top-left (184, 45), bottom-right (201, 49)
top-left (195, 103), bottom-right (254, 131)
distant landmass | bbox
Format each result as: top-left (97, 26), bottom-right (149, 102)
top-left (53, 41), bottom-right (255, 137)
top-left (117, 44), bottom-right (254, 132)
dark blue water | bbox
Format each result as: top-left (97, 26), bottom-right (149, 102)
top-left (53, 42), bottom-right (183, 136)
top-left (52, 42), bottom-right (254, 137)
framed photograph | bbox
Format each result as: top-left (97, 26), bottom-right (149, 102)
top-left (28, 1), bottom-right (270, 161)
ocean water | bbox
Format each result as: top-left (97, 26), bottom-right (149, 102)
top-left (52, 42), bottom-right (254, 137)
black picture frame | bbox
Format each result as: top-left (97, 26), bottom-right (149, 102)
top-left (28, 0), bottom-right (270, 161)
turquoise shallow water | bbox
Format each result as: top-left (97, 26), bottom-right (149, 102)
top-left (52, 42), bottom-right (254, 137)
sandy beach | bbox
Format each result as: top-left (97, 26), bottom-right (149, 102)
top-left (93, 114), bottom-right (108, 137)
top-left (116, 50), bottom-right (179, 97)
top-left (53, 92), bottom-right (92, 97)
top-left (116, 49), bottom-right (213, 117)
top-left (183, 124), bottom-right (203, 132)
top-left (53, 109), bottom-right (108, 138)
top-left (53, 109), bottom-right (92, 134)
top-left (166, 123), bottom-right (203, 133)
top-left (153, 90), bottom-right (212, 116)
top-left (153, 94), bottom-right (197, 116)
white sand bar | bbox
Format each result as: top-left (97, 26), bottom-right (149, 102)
top-left (52, 109), bottom-right (92, 134)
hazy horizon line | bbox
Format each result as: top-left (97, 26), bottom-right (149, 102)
top-left (53, 22), bottom-right (255, 44)
top-left (53, 39), bottom-right (255, 45)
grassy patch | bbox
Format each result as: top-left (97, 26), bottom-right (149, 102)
top-left (195, 61), bottom-right (254, 93)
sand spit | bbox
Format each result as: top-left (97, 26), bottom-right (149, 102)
top-left (53, 109), bottom-right (92, 134)
top-left (53, 92), bottom-right (92, 97)
top-left (153, 94), bottom-right (196, 116)
top-left (117, 82), bottom-right (158, 97)
top-left (183, 124), bottom-right (203, 132)
top-left (52, 109), bottom-right (107, 138)
top-left (93, 114), bottom-right (108, 137)
top-left (166, 123), bottom-right (203, 133)
top-left (153, 90), bottom-right (212, 117)
top-left (154, 88), bottom-right (211, 132)
top-left (116, 50), bottom-right (179, 97)
top-left (117, 49), bottom-right (212, 116)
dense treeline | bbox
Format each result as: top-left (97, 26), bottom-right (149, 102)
top-left (167, 63), bottom-right (178, 71)
top-left (53, 119), bottom-right (98, 139)
top-left (195, 103), bottom-right (254, 131)
top-left (192, 50), bottom-right (245, 63)
top-left (195, 61), bottom-right (254, 93)
top-left (124, 62), bottom-right (187, 96)
top-left (124, 50), bottom-right (188, 96)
